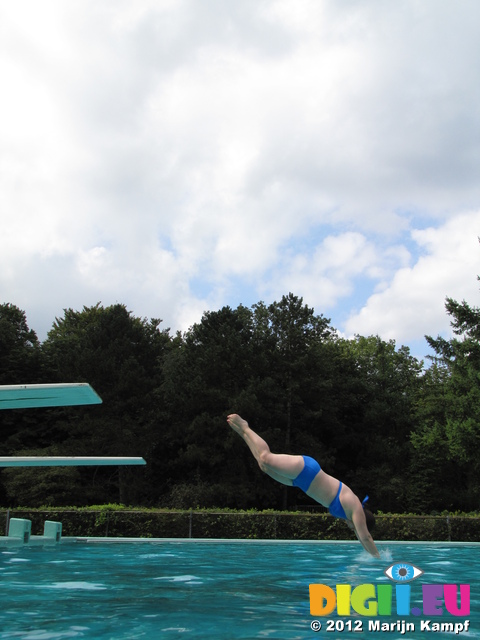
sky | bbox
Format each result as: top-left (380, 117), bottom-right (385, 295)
top-left (1, 0), bottom-right (480, 362)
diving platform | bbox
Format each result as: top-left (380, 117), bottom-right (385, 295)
top-left (0, 383), bottom-right (146, 467)
top-left (0, 383), bottom-right (102, 410)
top-left (0, 457), bottom-right (146, 467)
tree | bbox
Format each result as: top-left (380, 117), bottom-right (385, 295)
top-left (338, 336), bottom-right (423, 513)
top-left (0, 303), bottom-right (41, 384)
top-left (412, 288), bottom-right (480, 510)
top-left (157, 295), bottom-right (343, 509)
top-left (156, 305), bottom-right (259, 508)
top-left (2, 446), bottom-right (82, 506)
top-left (33, 303), bottom-right (172, 505)
top-left (426, 295), bottom-right (480, 464)
top-left (409, 363), bottom-right (459, 512)
top-left (253, 294), bottom-right (335, 450)
top-left (0, 304), bottom-right (46, 504)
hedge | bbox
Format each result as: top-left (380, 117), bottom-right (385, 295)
top-left (1, 507), bottom-right (480, 542)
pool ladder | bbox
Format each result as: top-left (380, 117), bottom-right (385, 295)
top-left (1, 518), bottom-right (62, 546)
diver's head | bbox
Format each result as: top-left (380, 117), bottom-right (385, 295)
top-left (363, 509), bottom-right (375, 533)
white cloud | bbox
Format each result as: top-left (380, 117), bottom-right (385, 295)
top-left (260, 231), bottom-right (413, 316)
top-left (1, 0), bottom-right (480, 351)
top-left (344, 211), bottom-right (480, 343)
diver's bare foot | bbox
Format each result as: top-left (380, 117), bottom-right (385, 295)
top-left (227, 414), bottom-right (249, 435)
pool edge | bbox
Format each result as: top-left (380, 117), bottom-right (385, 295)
top-left (60, 537), bottom-right (480, 546)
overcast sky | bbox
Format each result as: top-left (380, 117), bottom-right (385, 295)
top-left (1, 0), bottom-right (480, 361)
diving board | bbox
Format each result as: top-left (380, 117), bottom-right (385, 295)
top-left (0, 457), bottom-right (146, 467)
top-left (0, 383), bottom-right (102, 410)
top-left (0, 383), bottom-right (146, 468)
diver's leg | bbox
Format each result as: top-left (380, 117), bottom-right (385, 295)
top-left (227, 414), bottom-right (304, 484)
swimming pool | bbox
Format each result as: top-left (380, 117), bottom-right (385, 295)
top-left (0, 540), bottom-right (477, 639)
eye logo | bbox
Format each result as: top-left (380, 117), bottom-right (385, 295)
top-left (384, 562), bottom-right (424, 583)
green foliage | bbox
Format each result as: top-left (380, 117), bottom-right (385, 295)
top-left (39, 303), bottom-right (172, 504)
top-left (1, 274), bottom-right (480, 518)
top-left (0, 305), bottom-right (45, 470)
top-left (332, 335), bottom-right (422, 512)
top-left (2, 448), bottom-right (82, 507)
top-left (0, 303), bottom-right (41, 384)
top-left (411, 282), bottom-right (480, 511)
top-left (2, 507), bottom-right (478, 541)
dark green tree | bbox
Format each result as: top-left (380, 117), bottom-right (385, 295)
top-left (337, 335), bottom-right (423, 513)
top-left (0, 303), bottom-right (41, 384)
top-left (156, 295), bottom-right (342, 510)
top-left (409, 363), bottom-right (458, 512)
top-left (252, 294), bottom-right (335, 449)
top-left (156, 305), bottom-right (258, 508)
top-left (6, 303), bottom-right (173, 506)
top-left (412, 288), bottom-right (480, 511)
top-left (0, 304), bottom-right (44, 505)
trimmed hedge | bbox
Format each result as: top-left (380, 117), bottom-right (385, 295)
top-left (1, 507), bottom-right (480, 542)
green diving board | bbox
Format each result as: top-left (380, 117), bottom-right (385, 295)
top-left (0, 457), bottom-right (146, 467)
top-left (0, 383), bottom-right (102, 410)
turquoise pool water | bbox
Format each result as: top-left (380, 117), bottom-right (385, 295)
top-left (0, 540), bottom-right (477, 639)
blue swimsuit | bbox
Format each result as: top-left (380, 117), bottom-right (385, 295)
top-left (328, 482), bottom-right (348, 520)
top-left (292, 456), bottom-right (348, 520)
top-left (292, 456), bottom-right (320, 492)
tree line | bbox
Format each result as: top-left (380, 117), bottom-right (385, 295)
top-left (0, 288), bottom-right (479, 515)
